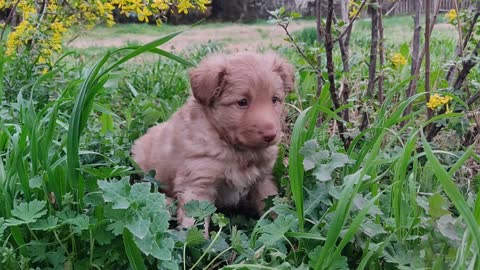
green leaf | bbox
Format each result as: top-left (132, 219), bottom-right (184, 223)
top-left (435, 215), bottom-right (461, 242)
top-left (67, 214), bottom-right (90, 234)
top-left (428, 193), bottom-right (450, 218)
top-left (29, 176), bottom-right (42, 189)
top-left (186, 227), bottom-right (206, 247)
top-left (212, 213), bottom-right (229, 227)
top-left (100, 112), bottom-right (114, 134)
top-left (0, 218), bottom-right (6, 238)
top-left (184, 200), bottom-right (216, 220)
top-left (6, 200), bottom-right (47, 226)
top-left (360, 221), bottom-right (387, 238)
top-left (125, 213), bottom-right (150, 240)
top-left (31, 216), bottom-right (58, 231)
top-left (98, 179), bottom-right (131, 209)
top-left (123, 228), bottom-right (147, 270)
top-left (257, 215), bottom-right (297, 247)
top-left (134, 231), bottom-right (174, 260)
top-left (300, 140), bottom-right (329, 171)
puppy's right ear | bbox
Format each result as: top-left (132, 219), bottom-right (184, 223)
top-left (189, 55), bottom-right (227, 106)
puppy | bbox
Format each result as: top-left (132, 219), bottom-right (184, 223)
top-left (131, 52), bottom-right (294, 229)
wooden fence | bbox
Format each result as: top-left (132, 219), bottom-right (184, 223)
top-left (388, 0), bottom-right (474, 15)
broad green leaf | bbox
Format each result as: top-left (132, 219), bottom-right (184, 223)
top-left (67, 214), bottom-right (90, 234)
top-left (29, 176), bottom-right (42, 189)
top-left (300, 140), bottom-right (329, 171)
top-left (257, 215), bottom-right (297, 247)
top-left (6, 200), bottom-right (47, 226)
top-left (125, 213), bottom-right (150, 240)
top-left (428, 193), bottom-right (450, 218)
top-left (98, 179), bottom-right (131, 209)
top-left (186, 227), bottom-right (206, 247)
top-left (100, 112), bottom-right (114, 134)
top-left (31, 216), bottom-right (58, 231)
top-left (212, 213), bottom-right (229, 227)
top-left (134, 231), bottom-right (174, 261)
top-left (184, 200), bottom-right (216, 220)
top-left (435, 215), bottom-right (461, 242)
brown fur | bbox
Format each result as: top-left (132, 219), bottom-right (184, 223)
top-left (131, 52), bottom-right (294, 228)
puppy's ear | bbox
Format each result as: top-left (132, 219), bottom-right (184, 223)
top-left (189, 55), bottom-right (227, 105)
top-left (271, 54), bottom-right (295, 93)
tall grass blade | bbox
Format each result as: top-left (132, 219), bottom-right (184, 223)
top-left (421, 133), bottom-right (480, 259)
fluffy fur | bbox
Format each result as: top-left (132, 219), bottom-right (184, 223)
top-left (131, 52), bottom-right (294, 227)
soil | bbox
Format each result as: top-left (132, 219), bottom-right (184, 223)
top-left (68, 21), bottom-right (316, 52)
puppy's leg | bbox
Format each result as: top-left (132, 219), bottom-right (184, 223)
top-left (175, 178), bottom-right (216, 230)
top-left (247, 176), bottom-right (278, 216)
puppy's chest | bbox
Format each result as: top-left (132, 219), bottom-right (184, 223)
top-left (216, 158), bottom-right (267, 207)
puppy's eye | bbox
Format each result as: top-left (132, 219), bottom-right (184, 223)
top-left (237, 99), bottom-right (248, 107)
top-left (272, 97), bottom-right (279, 104)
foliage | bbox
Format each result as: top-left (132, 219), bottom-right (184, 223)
top-left (0, 7), bottom-right (480, 270)
top-left (0, 0), bottom-right (209, 66)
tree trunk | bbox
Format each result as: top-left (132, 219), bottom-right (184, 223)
top-left (403, 0), bottom-right (421, 118)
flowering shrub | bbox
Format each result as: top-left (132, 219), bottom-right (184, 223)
top-left (445, 9), bottom-right (457, 23)
top-left (0, 0), bottom-right (209, 64)
top-left (427, 93), bottom-right (453, 113)
top-left (390, 53), bottom-right (407, 68)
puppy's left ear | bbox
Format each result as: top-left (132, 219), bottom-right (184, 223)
top-left (271, 54), bottom-right (295, 93)
top-left (189, 55), bottom-right (227, 106)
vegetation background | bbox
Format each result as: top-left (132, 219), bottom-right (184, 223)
top-left (0, 0), bottom-right (479, 269)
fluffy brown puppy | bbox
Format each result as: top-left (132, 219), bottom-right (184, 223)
top-left (131, 52), bottom-right (294, 228)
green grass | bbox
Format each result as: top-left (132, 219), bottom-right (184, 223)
top-left (0, 14), bottom-right (479, 270)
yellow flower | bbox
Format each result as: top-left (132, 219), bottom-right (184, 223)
top-left (426, 94), bottom-right (452, 110)
top-left (195, 0), bottom-right (210, 12)
top-left (152, 0), bottom-right (169, 10)
top-left (348, 0), bottom-right (359, 18)
top-left (445, 9), bottom-right (457, 22)
top-left (0, 0), bottom-right (5, 9)
top-left (391, 53), bottom-right (407, 68)
top-left (137, 7), bottom-right (153, 22)
top-left (177, 0), bottom-right (194, 14)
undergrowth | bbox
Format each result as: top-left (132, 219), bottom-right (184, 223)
top-left (1, 16), bottom-right (479, 270)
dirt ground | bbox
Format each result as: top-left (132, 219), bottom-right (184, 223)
top-left (69, 21), bottom-right (316, 52)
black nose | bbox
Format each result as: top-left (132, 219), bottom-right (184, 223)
top-left (263, 134), bottom-right (276, 142)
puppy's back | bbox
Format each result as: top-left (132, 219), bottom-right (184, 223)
top-left (131, 124), bottom-right (165, 172)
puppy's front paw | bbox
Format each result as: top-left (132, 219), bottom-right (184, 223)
top-left (177, 214), bottom-right (195, 228)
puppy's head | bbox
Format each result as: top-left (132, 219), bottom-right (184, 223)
top-left (189, 52), bottom-right (294, 149)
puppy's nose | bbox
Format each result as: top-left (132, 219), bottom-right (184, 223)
top-left (263, 132), bottom-right (276, 142)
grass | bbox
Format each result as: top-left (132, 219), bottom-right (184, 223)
top-left (0, 15), bottom-right (479, 269)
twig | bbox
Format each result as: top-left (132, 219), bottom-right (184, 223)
top-left (279, 22), bottom-right (323, 78)
top-left (315, 0), bottom-right (325, 97)
top-left (334, 0), bottom-right (368, 43)
top-left (425, 0), bottom-right (432, 119)
top-left (366, 0), bottom-right (379, 98)
top-left (403, 0), bottom-right (422, 119)
top-left (377, 0), bottom-right (385, 103)
top-left (325, 0), bottom-right (350, 149)
top-left (445, 1), bottom-right (480, 82)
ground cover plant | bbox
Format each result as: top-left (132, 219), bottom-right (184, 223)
top-left (1, 1), bottom-right (480, 269)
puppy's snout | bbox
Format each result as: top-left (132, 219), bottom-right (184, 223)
top-left (263, 133), bottom-right (276, 142)
top-left (261, 127), bottom-right (277, 142)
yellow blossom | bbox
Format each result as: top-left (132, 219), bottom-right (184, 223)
top-left (348, 0), bottom-right (359, 18)
top-left (2, 0), bottom-right (206, 61)
top-left (391, 53), bottom-right (407, 68)
top-left (426, 94), bottom-right (452, 110)
top-left (152, 0), bottom-right (169, 10)
top-left (178, 0), bottom-right (194, 14)
top-left (445, 9), bottom-right (457, 22)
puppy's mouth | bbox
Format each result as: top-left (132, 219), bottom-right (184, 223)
top-left (234, 132), bottom-right (280, 150)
